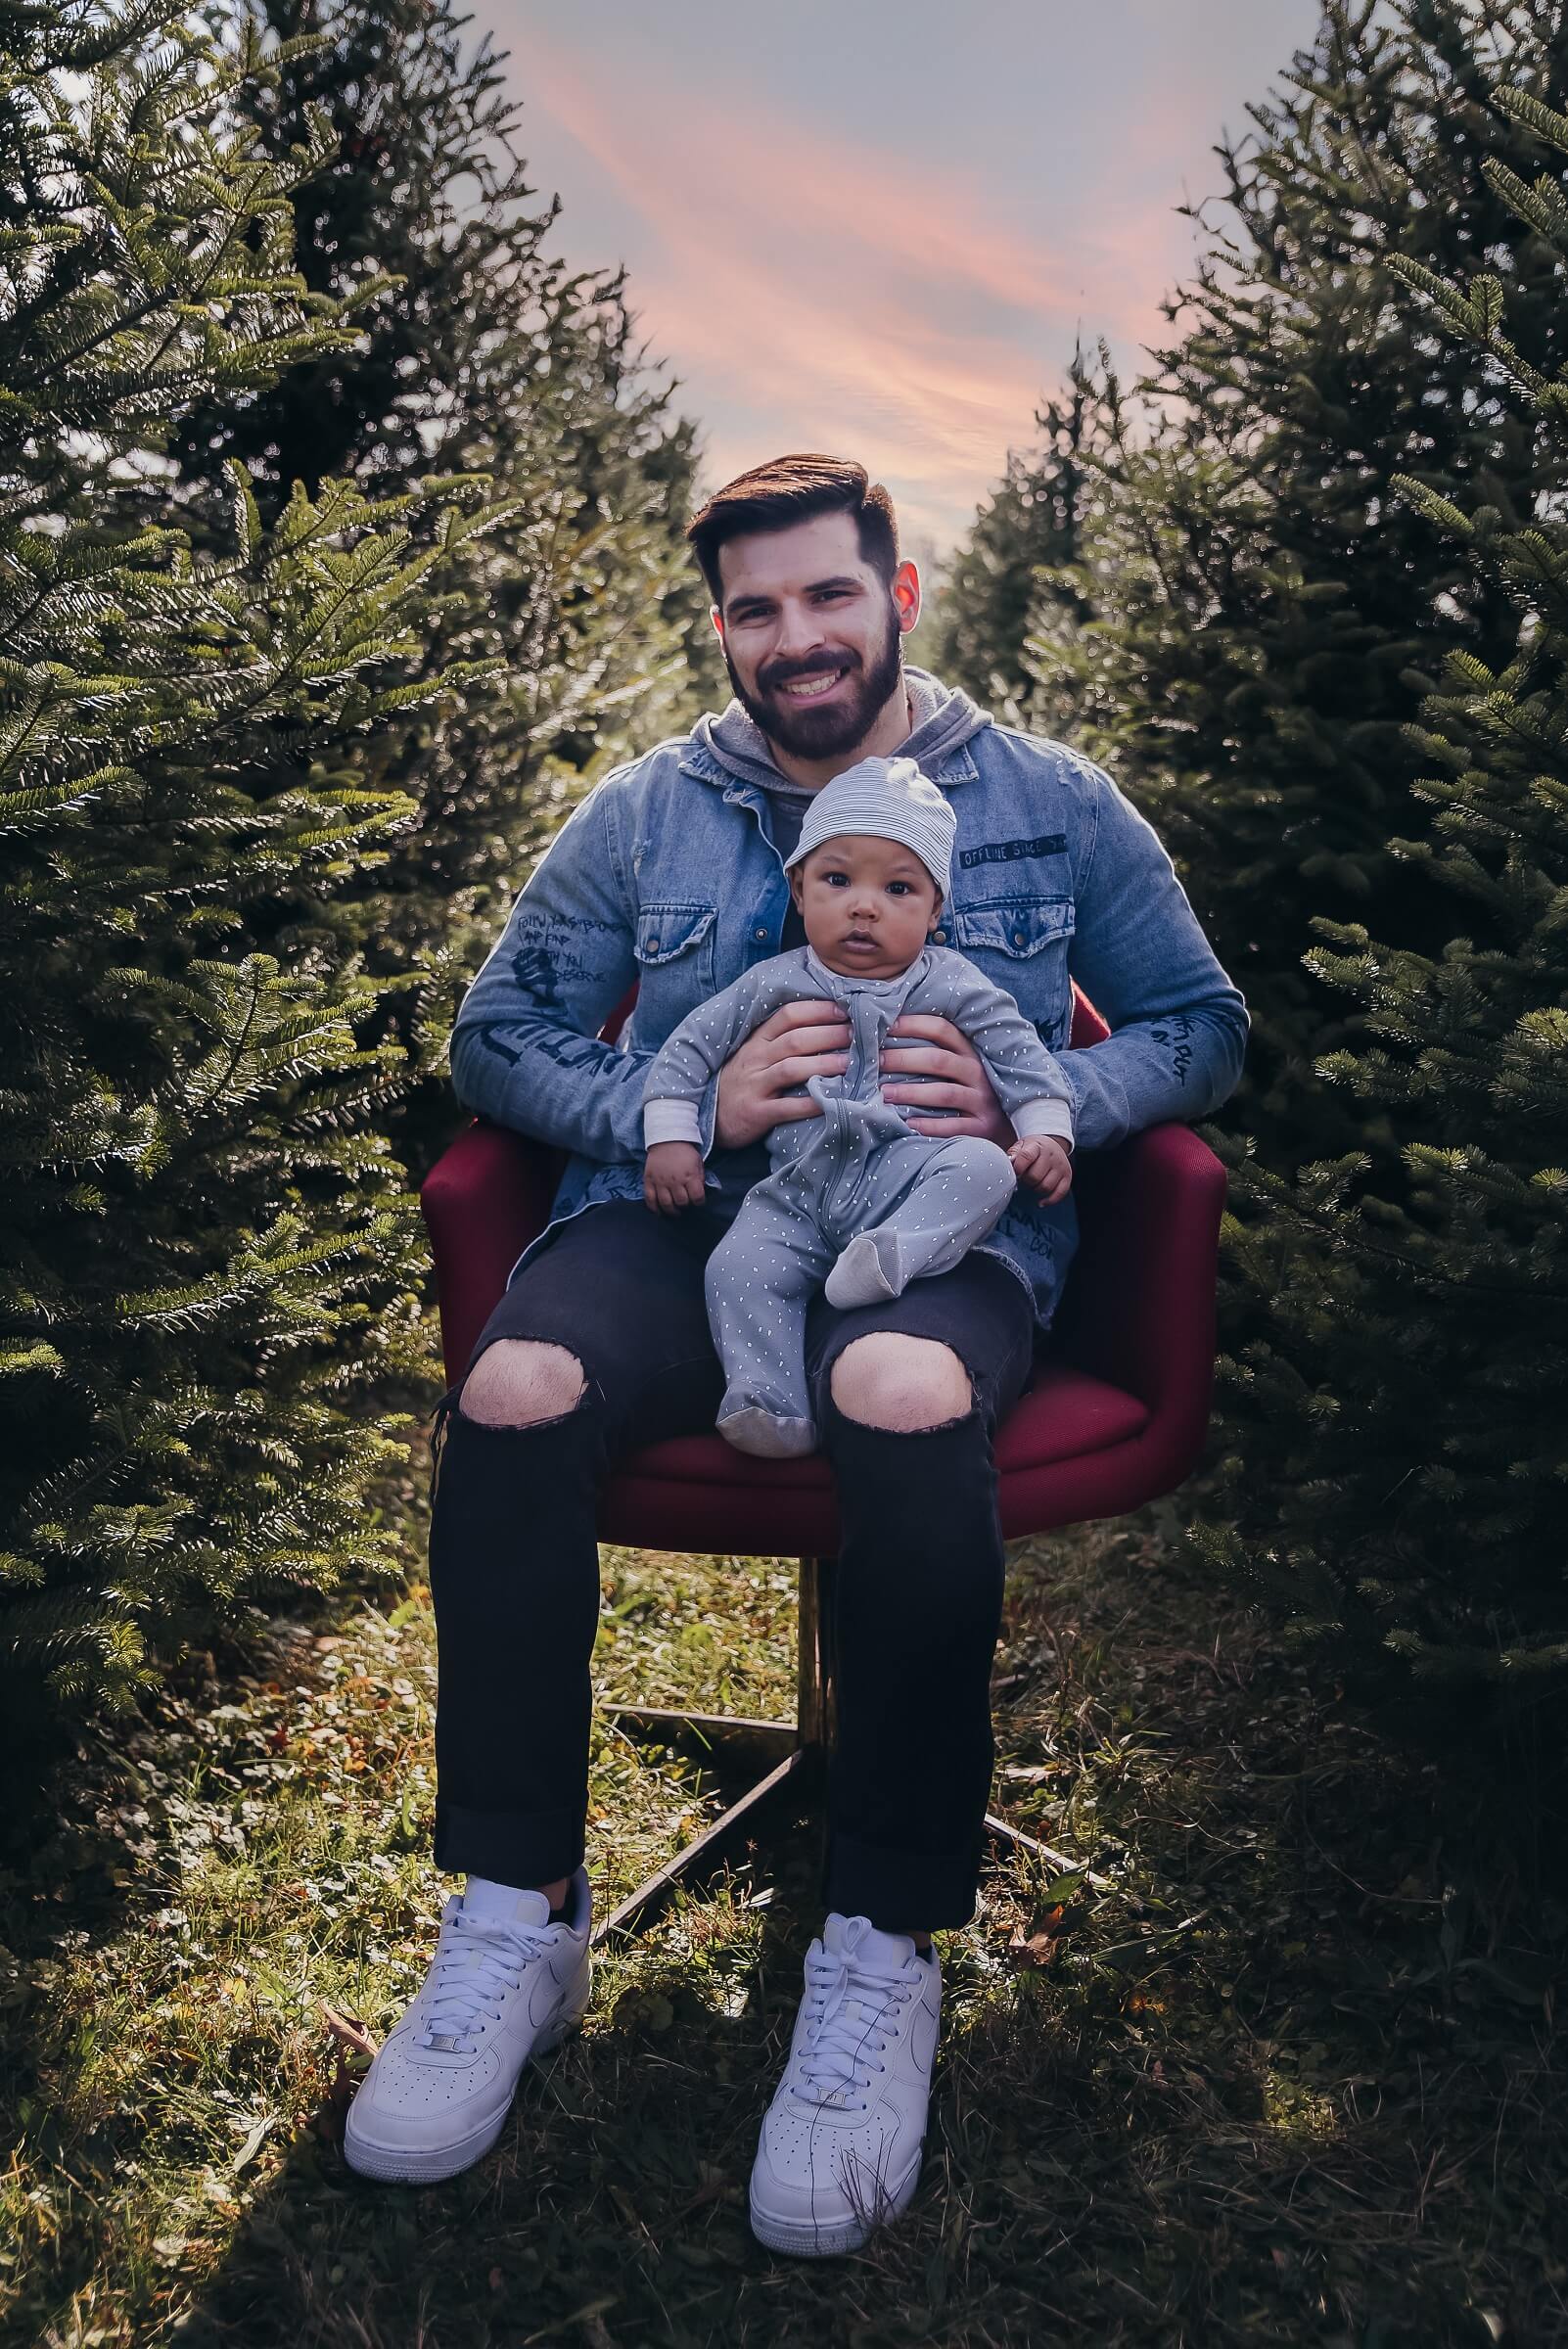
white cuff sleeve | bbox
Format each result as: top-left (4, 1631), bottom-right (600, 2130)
top-left (1013, 1097), bottom-right (1075, 1151)
top-left (643, 1098), bottom-right (704, 1149)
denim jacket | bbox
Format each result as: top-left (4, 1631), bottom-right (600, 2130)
top-left (448, 668), bottom-right (1249, 1328)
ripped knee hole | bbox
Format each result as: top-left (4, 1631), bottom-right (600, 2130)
top-left (457, 1339), bottom-right (587, 1430)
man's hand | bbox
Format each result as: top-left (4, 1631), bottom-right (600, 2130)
top-left (1008, 1134), bottom-right (1073, 1202)
top-left (644, 1140), bottom-right (707, 1215)
top-left (715, 999), bottom-right (852, 1149)
top-left (879, 1013), bottom-right (1014, 1142)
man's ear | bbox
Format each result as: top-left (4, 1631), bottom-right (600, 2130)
top-left (711, 606), bottom-right (724, 640)
top-left (892, 558), bottom-right (921, 636)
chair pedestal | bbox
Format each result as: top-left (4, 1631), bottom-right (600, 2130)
top-left (591, 1551), bottom-right (1082, 1949)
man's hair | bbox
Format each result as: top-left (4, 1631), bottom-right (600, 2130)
top-left (686, 454), bottom-right (899, 607)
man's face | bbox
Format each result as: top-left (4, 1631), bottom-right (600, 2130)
top-left (713, 511), bottom-right (916, 762)
top-left (789, 834), bottom-right (943, 981)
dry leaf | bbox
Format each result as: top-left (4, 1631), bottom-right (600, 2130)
top-left (321, 2003), bottom-right (378, 2059)
top-left (1008, 1905), bottom-right (1070, 1970)
top-left (1008, 1932), bottom-right (1058, 1970)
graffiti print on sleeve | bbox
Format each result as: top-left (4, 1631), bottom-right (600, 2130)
top-left (1149, 1012), bottom-right (1195, 1086)
top-left (475, 916), bottom-right (625, 1074)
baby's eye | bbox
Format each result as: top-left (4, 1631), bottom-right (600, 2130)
top-left (823, 870), bottom-right (850, 887)
top-left (887, 880), bottom-right (912, 897)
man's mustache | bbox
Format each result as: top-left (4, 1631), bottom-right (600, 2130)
top-left (761, 654), bottom-right (859, 691)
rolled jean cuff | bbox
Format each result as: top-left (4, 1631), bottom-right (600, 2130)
top-left (821, 1821), bottom-right (987, 1935)
top-left (433, 1798), bottom-right (586, 1889)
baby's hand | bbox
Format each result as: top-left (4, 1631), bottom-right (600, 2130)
top-left (1007, 1135), bottom-right (1073, 1203)
top-left (644, 1140), bottom-right (707, 1215)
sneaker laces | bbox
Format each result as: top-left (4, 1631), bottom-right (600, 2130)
top-left (421, 1899), bottom-right (556, 2055)
top-left (787, 1944), bottom-right (917, 2114)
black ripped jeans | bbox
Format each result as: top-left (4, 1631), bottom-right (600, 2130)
top-left (427, 1199), bottom-right (1036, 1931)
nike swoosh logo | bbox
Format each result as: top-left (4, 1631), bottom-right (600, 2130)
top-left (530, 1957), bottom-right (584, 2032)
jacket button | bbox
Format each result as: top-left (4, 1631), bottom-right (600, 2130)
top-left (647, 939), bottom-right (660, 951)
top-left (755, 926), bottom-right (768, 941)
top-left (933, 929), bottom-right (945, 944)
top-left (1013, 930), bottom-right (1027, 946)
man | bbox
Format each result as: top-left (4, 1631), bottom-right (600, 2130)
top-left (345, 455), bottom-right (1248, 2256)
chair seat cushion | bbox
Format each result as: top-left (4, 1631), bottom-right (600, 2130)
top-left (616, 1366), bottom-right (1148, 1491)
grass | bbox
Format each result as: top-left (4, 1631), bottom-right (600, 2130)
top-left (2, 1497), bottom-right (1564, 2348)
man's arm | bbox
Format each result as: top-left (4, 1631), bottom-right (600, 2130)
top-left (1064, 760), bottom-right (1249, 1150)
top-left (447, 778), bottom-right (653, 1163)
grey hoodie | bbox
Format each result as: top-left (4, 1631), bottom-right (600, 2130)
top-left (693, 667), bottom-right (991, 799)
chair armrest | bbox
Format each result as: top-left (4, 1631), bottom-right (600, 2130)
top-left (421, 1120), bottom-right (564, 1387)
top-left (1056, 1122), bottom-right (1228, 1451)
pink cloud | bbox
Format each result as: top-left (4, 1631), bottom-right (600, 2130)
top-left (518, 29), bottom-right (1184, 543)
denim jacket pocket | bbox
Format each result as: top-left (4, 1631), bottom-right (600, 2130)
top-left (632, 900), bottom-right (718, 1035)
top-left (950, 893), bottom-right (1077, 1044)
top-left (950, 893), bottom-right (1075, 958)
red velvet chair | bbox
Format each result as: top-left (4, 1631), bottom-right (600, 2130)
top-left (421, 987), bottom-right (1226, 1947)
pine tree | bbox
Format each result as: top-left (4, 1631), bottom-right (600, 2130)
top-left (936, 0), bottom-right (1568, 1702)
top-left (1193, 76), bottom-right (1568, 1695)
top-left (166, 0), bottom-right (718, 1178)
top-left (1022, 0), bottom-right (1568, 1162)
top-left (930, 360), bottom-right (1094, 724)
top-left (0, 2), bottom-right (497, 1711)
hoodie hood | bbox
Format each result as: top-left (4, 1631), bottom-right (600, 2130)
top-left (691, 665), bottom-right (992, 794)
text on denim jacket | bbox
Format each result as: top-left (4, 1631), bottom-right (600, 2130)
top-left (958, 833), bottom-right (1068, 869)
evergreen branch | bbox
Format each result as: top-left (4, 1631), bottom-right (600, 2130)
top-left (1492, 82), bottom-right (1568, 160)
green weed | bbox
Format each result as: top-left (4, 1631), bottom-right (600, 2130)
top-left (1, 1515), bottom-right (1562, 2346)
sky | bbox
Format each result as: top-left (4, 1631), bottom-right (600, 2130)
top-left (488, 0), bottom-right (1322, 560)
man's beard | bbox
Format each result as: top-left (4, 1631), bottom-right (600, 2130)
top-left (724, 607), bottom-right (905, 764)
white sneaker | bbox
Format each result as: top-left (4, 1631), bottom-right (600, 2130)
top-left (345, 1866), bottom-right (592, 2184)
top-left (749, 1913), bottom-right (941, 2257)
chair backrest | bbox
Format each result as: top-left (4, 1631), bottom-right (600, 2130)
top-left (602, 987), bottom-right (636, 1047)
top-left (1067, 984), bottom-right (1108, 1051)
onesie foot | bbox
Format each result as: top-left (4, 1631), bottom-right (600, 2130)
top-left (717, 1405), bottom-right (819, 1458)
top-left (824, 1231), bottom-right (901, 1310)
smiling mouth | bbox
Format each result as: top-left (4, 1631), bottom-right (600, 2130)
top-left (775, 667), bottom-right (849, 702)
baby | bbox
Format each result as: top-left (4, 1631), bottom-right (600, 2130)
top-left (641, 755), bottom-right (1075, 1457)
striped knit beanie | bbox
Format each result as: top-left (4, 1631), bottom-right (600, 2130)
top-left (783, 754), bottom-right (955, 898)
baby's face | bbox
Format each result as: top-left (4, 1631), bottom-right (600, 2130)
top-left (791, 833), bottom-right (943, 980)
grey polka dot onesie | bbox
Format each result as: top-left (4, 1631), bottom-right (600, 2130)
top-left (642, 944), bottom-right (1076, 1458)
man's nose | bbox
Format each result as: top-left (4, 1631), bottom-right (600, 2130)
top-left (772, 600), bottom-right (827, 660)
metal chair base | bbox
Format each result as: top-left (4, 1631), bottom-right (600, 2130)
top-left (590, 1555), bottom-right (1084, 1949)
